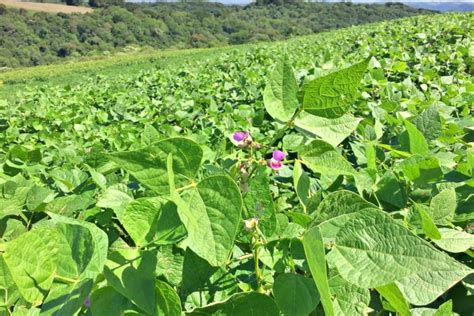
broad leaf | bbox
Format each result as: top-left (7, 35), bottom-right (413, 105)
top-left (299, 139), bottom-right (355, 177)
top-left (156, 280), bottom-right (182, 316)
top-left (187, 292), bottom-right (279, 315)
top-left (40, 279), bottom-right (92, 316)
top-left (103, 249), bottom-right (157, 314)
top-left (4, 228), bottom-right (59, 305)
top-left (263, 56), bottom-right (299, 122)
top-left (432, 228), bottom-right (474, 253)
top-left (429, 188), bottom-right (456, 225)
top-left (295, 113), bottom-right (362, 146)
top-left (172, 175), bottom-right (242, 267)
top-left (273, 273), bottom-right (319, 316)
top-left (328, 208), bottom-right (472, 305)
top-left (109, 137), bottom-right (202, 194)
top-left (375, 283), bottom-right (411, 316)
top-left (303, 58), bottom-right (369, 118)
top-left (329, 275), bottom-right (370, 316)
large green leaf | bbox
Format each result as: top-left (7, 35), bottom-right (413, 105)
top-left (40, 279), bottom-right (92, 316)
top-left (328, 208), bottom-right (472, 305)
top-left (3, 228), bottom-right (59, 305)
top-left (413, 106), bottom-right (442, 141)
top-left (90, 287), bottom-right (131, 316)
top-left (429, 188), bottom-right (456, 225)
top-left (187, 292), bottom-right (279, 315)
top-left (108, 137), bottom-right (202, 194)
top-left (47, 213), bottom-right (108, 280)
top-left (273, 273), bottom-right (319, 316)
top-left (103, 249), bottom-right (157, 314)
top-left (54, 223), bottom-right (94, 279)
top-left (299, 139), bottom-right (355, 177)
top-left (329, 275), bottom-right (370, 316)
top-left (375, 283), bottom-right (411, 316)
top-left (120, 198), bottom-right (162, 247)
top-left (172, 175), bottom-right (242, 267)
top-left (155, 280), bottom-right (182, 316)
top-left (432, 228), bottom-right (474, 253)
top-left (303, 59), bottom-right (369, 118)
top-left (302, 226), bottom-right (335, 316)
top-left (263, 56), bottom-right (299, 122)
top-left (295, 113), bottom-right (362, 146)
top-left (402, 120), bottom-right (430, 156)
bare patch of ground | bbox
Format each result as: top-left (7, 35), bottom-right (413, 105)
top-left (0, 0), bottom-right (92, 13)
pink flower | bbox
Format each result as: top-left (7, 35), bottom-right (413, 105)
top-left (232, 131), bottom-right (252, 147)
top-left (233, 131), bottom-right (250, 142)
top-left (272, 150), bottom-right (286, 161)
top-left (268, 158), bottom-right (283, 171)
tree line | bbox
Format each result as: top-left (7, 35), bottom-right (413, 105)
top-left (0, 2), bottom-right (432, 68)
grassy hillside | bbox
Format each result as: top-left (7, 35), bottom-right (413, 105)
top-left (0, 13), bottom-right (472, 315)
top-left (0, 2), bottom-right (432, 68)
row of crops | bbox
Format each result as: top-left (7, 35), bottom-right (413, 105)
top-left (0, 13), bottom-right (472, 315)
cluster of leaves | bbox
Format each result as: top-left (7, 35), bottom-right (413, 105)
top-left (0, 12), bottom-right (473, 315)
top-left (0, 2), bottom-right (432, 68)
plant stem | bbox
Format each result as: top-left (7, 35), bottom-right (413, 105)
top-left (253, 236), bottom-right (265, 293)
top-left (54, 274), bottom-right (78, 284)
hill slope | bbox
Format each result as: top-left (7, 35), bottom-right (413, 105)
top-left (0, 2), bottom-right (432, 68)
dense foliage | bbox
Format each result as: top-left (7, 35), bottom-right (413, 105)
top-left (0, 12), bottom-right (473, 315)
top-left (0, 2), bottom-right (432, 68)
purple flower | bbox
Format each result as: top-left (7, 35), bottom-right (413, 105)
top-left (272, 150), bottom-right (286, 161)
top-left (233, 131), bottom-right (250, 142)
top-left (268, 158), bottom-right (283, 171)
top-left (232, 131), bottom-right (253, 148)
top-left (83, 296), bottom-right (91, 308)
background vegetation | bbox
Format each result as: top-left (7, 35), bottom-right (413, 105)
top-left (0, 2), bottom-right (432, 68)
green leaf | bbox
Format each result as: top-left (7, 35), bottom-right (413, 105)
top-left (104, 249), bottom-right (156, 314)
top-left (329, 275), bottom-right (370, 316)
top-left (302, 226), bottom-right (335, 316)
top-left (90, 287), bottom-right (130, 316)
top-left (303, 58), bottom-right (369, 118)
top-left (187, 292), bottom-right (279, 315)
top-left (96, 184), bottom-right (133, 217)
top-left (375, 171), bottom-right (406, 208)
top-left (413, 106), bottom-right (442, 141)
top-left (120, 198), bottom-right (162, 247)
top-left (172, 175), bottom-right (242, 267)
top-left (402, 120), bottom-right (430, 156)
top-left (312, 190), bottom-right (376, 224)
top-left (375, 283), bottom-right (411, 316)
top-left (263, 56), bottom-right (299, 122)
top-left (429, 188), bottom-right (456, 225)
top-left (109, 137), bottom-right (202, 194)
top-left (416, 204), bottom-right (441, 240)
top-left (182, 248), bottom-right (218, 293)
top-left (54, 223), bottom-right (94, 279)
top-left (432, 228), bottom-right (474, 253)
top-left (295, 113), bottom-right (362, 146)
top-left (399, 156), bottom-right (443, 186)
top-left (155, 280), bottom-right (182, 316)
top-left (299, 139), bottom-right (355, 177)
top-left (4, 228), bottom-right (59, 305)
top-left (293, 160), bottom-right (310, 208)
top-left (273, 273), bottom-right (320, 316)
top-left (47, 213), bottom-right (108, 280)
top-left (40, 279), bottom-right (92, 316)
top-left (328, 208), bottom-right (472, 305)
